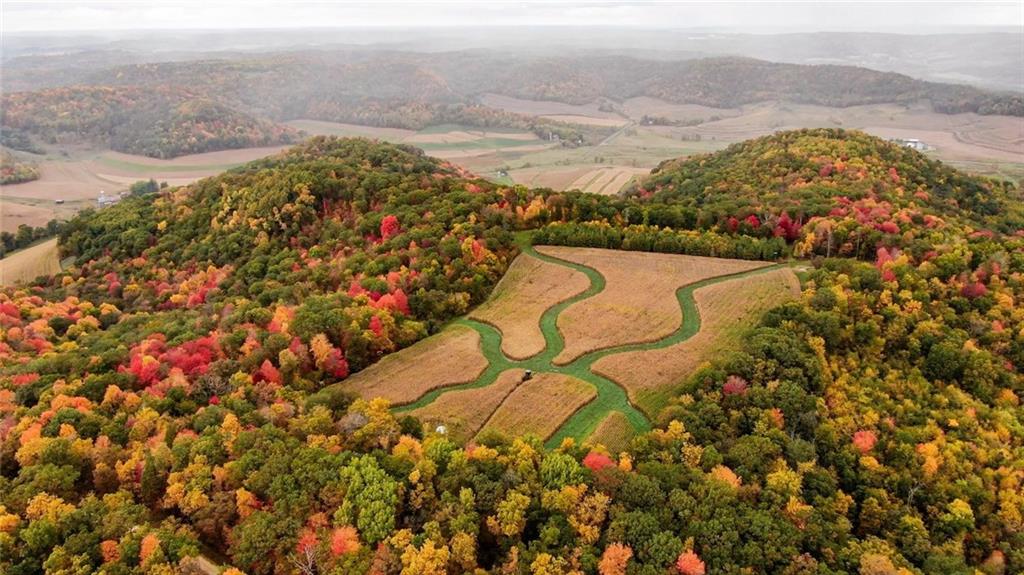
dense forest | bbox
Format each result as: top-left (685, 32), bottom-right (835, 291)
top-left (2, 52), bottom-right (1021, 157)
top-left (1, 132), bottom-right (1021, 574)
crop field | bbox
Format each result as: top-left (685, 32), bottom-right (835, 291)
top-left (0, 238), bottom-right (61, 285)
top-left (566, 166), bottom-right (648, 195)
top-left (343, 324), bottom-right (489, 405)
top-left (353, 243), bottom-right (797, 448)
top-left (535, 246), bottom-right (769, 364)
top-left (593, 267), bottom-right (800, 415)
top-left (480, 93), bottom-right (627, 122)
top-left (289, 119), bottom-right (552, 159)
top-left (469, 252), bottom-right (590, 359)
top-left (586, 411), bottom-right (634, 454)
top-left (407, 369), bottom-right (526, 443)
top-left (477, 372), bottom-right (597, 441)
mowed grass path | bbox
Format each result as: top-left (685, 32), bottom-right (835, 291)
top-left (394, 238), bottom-right (789, 449)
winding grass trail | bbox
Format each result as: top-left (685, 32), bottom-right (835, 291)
top-left (396, 240), bottom-right (784, 448)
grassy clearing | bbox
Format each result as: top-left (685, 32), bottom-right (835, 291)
top-left (343, 324), bottom-right (489, 405)
top-left (470, 252), bottom-right (590, 359)
top-left (535, 246), bottom-right (768, 365)
top-left (0, 238), bottom-right (61, 286)
top-left (478, 372), bottom-right (596, 441)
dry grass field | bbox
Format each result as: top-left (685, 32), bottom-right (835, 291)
top-left (407, 369), bottom-right (525, 443)
top-left (536, 246), bottom-right (769, 364)
top-left (480, 93), bottom-right (626, 122)
top-left (566, 166), bottom-right (648, 195)
top-left (593, 267), bottom-right (800, 413)
top-left (478, 372), bottom-right (597, 440)
top-left (0, 238), bottom-right (61, 285)
top-left (540, 114), bottom-right (629, 127)
top-left (343, 324), bottom-right (489, 405)
top-left (586, 411), bottom-right (635, 454)
top-left (469, 253), bottom-right (590, 359)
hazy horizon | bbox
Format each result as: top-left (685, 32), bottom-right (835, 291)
top-left (4, 1), bottom-right (1022, 33)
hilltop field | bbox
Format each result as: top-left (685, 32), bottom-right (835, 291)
top-left (344, 244), bottom-right (800, 447)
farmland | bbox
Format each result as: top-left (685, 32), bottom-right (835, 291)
top-left (342, 324), bottom-right (488, 405)
top-left (592, 266), bottom-right (801, 415)
top-left (359, 243), bottom-right (791, 450)
top-left (536, 245), bottom-right (768, 364)
top-left (0, 237), bottom-right (61, 285)
top-left (469, 251), bottom-right (590, 359)
top-left (406, 369), bottom-right (526, 443)
top-left (477, 372), bottom-right (597, 441)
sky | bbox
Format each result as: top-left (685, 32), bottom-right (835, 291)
top-left (3, 1), bottom-right (1021, 33)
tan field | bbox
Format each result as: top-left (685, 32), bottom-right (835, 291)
top-left (469, 252), bottom-right (590, 359)
top-left (405, 130), bottom-right (538, 144)
top-left (480, 93), bottom-right (626, 121)
top-left (540, 114), bottom-right (630, 127)
top-left (478, 372), bottom-right (596, 441)
top-left (621, 97), bottom-right (741, 123)
top-left (407, 369), bottom-right (525, 443)
top-left (535, 246), bottom-right (769, 364)
top-left (566, 166), bottom-right (647, 195)
top-left (290, 118), bottom-right (552, 159)
top-left (285, 119), bottom-right (417, 140)
top-left (0, 238), bottom-right (61, 286)
top-left (593, 267), bottom-right (801, 414)
top-left (343, 324), bottom-right (489, 405)
top-left (586, 411), bottom-right (634, 454)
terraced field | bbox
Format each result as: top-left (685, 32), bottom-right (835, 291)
top-left (349, 241), bottom-right (794, 449)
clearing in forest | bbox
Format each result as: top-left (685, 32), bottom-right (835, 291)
top-left (343, 324), bottom-right (489, 405)
top-left (536, 246), bottom-right (768, 365)
top-left (407, 369), bottom-right (526, 443)
top-left (469, 252), bottom-right (590, 359)
top-left (350, 242), bottom-right (794, 449)
top-left (0, 238), bottom-right (61, 286)
top-left (592, 267), bottom-right (800, 415)
top-left (477, 372), bottom-right (597, 441)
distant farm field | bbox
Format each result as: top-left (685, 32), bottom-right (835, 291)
top-left (0, 238), bottom-right (61, 286)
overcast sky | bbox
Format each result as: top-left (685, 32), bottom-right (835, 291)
top-left (3, 1), bottom-right (1021, 33)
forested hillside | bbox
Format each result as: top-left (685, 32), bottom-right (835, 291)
top-left (1, 134), bottom-right (1021, 574)
top-left (1, 86), bottom-right (300, 158)
top-left (633, 128), bottom-right (1023, 259)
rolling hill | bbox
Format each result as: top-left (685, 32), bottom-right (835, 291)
top-left (1, 135), bottom-right (1022, 575)
top-left (2, 52), bottom-right (1021, 158)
